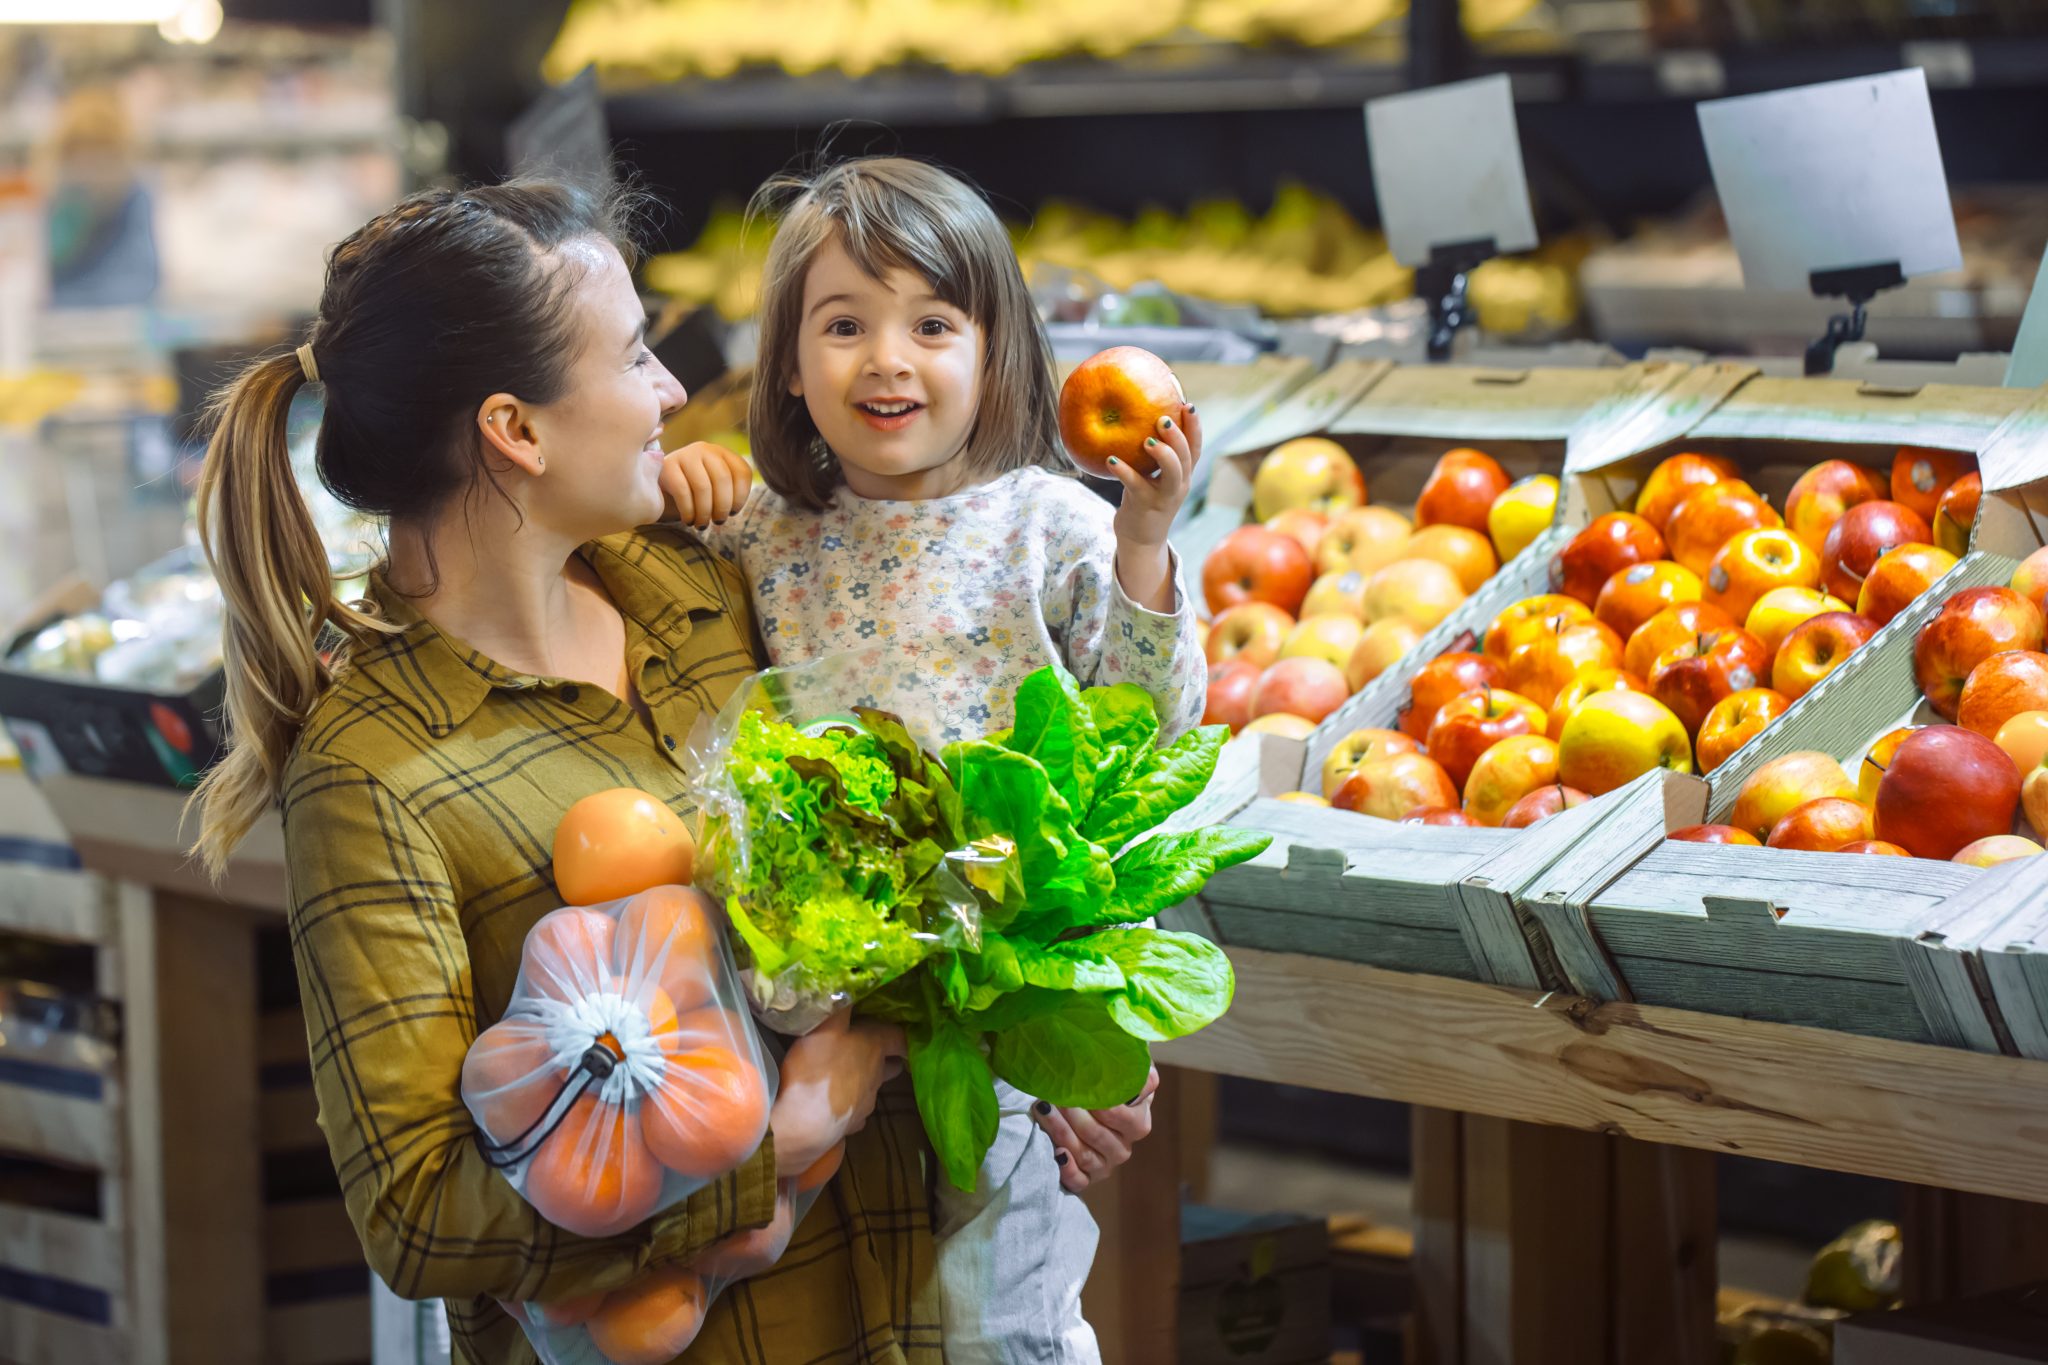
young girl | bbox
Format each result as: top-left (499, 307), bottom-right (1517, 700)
top-left (666, 156), bottom-right (1205, 1363)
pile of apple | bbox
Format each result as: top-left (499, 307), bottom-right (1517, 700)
top-left (1269, 445), bottom-right (1982, 831)
top-left (1672, 542), bottom-right (2048, 865)
top-left (1200, 439), bottom-right (1558, 738)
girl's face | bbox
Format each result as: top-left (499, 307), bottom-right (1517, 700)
top-left (792, 231), bottom-right (986, 501)
top-left (522, 238), bottom-right (687, 540)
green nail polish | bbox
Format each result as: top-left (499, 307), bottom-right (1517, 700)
top-left (1145, 437), bottom-right (1158, 447)
top-left (1107, 456), bottom-right (1119, 466)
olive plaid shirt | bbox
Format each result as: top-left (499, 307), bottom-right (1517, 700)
top-left (281, 527), bottom-right (940, 1364)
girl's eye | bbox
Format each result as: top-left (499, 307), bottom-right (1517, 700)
top-left (827, 319), bottom-right (859, 337)
top-left (918, 318), bottom-right (952, 337)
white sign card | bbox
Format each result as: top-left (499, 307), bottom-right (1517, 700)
top-left (1365, 74), bottom-right (1539, 269)
top-left (2007, 244), bottom-right (2048, 390)
top-left (1697, 69), bottom-right (1962, 293)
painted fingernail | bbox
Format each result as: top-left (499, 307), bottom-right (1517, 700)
top-left (1188, 404), bottom-right (1198, 414)
top-left (1126, 1095), bottom-right (1143, 1106)
top-left (1145, 437), bottom-right (1158, 447)
top-left (1107, 456), bottom-right (1120, 466)
top-left (1035, 1100), bottom-right (1052, 1115)
top-left (1161, 416), bottom-right (1174, 429)
top-left (1055, 1151), bottom-right (1069, 1167)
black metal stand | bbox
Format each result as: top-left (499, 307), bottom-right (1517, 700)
top-left (1804, 261), bottom-right (1906, 376)
top-left (1417, 237), bottom-right (1498, 363)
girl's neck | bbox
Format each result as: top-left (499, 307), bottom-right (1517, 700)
top-left (838, 448), bottom-right (988, 503)
top-left (383, 506), bottom-right (596, 680)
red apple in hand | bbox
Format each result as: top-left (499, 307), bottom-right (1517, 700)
top-left (1856, 543), bottom-right (1958, 627)
top-left (1401, 651), bottom-right (1506, 743)
top-left (1427, 686), bottom-right (1548, 791)
top-left (1874, 725), bottom-right (2021, 861)
top-left (1205, 602), bottom-right (1293, 668)
top-left (1914, 587), bottom-right (2048, 720)
top-left (1648, 627), bottom-right (1771, 735)
top-left (1204, 658), bottom-right (1262, 733)
top-left (1957, 650), bottom-right (2048, 740)
top-left (1503, 782), bottom-right (1591, 828)
top-left (1634, 452), bottom-right (1741, 535)
top-left (1934, 471), bottom-right (1981, 557)
top-left (1784, 458), bottom-right (1888, 552)
top-left (1821, 500), bottom-right (1933, 604)
top-left (1059, 345), bottom-right (1182, 478)
top-left (1891, 446), bottom-right (1973, 523)
top-left (1331, 753), bottom-right (1460, 821)
top-left (1250, 657), bottom-right (1350, 724)
top-left (1772, 611), bottom-right (1878, 702)
top-left (1203, 525), bottom-right (1315, 616)
top-left (1668, 823), bottom-right (1761, 846)
top-left (1415, 448), bottom-right (1511, 534)
top-left (1558, 513), bottom-right (1668, 606)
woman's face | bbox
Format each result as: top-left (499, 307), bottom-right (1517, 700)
top-left (523, 237), bottom-right (687, 540)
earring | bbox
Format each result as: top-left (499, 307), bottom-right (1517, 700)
top-left (536, 457), bottom-right (545, 471)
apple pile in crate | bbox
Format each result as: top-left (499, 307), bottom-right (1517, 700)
top-left (1201, 441), bottom-right (1558, 740)
top-left (1279, 447), bottom-right (1980, 830)
top-left (1678, 542), bottom-right (2048, 865)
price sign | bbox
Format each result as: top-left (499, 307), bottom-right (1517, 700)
top-left (1365, 74), bottom-right (1538, 270)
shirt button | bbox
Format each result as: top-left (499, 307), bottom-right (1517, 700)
top-left (560, 685), bottom-right (580, 703)
top-left (663, 735), bottom-right (677, 751)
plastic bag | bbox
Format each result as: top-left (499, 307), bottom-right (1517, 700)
top-left (503, 1141), bottom-right (846, 1365)
top-left (686, 655), bottom-right (1016, 1033)
top-left (460, 887), bottom-right (776, 1239)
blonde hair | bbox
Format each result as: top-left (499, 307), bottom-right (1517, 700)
top-left (191, 178), bottom-right (645, 877)
top-left (747, 156), bottom-right (1064, 510)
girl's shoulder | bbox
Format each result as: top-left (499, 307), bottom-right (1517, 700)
top-left (988, 465), bottom-right (1112, 526)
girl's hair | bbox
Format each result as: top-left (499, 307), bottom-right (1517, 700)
top-left (747, 156), bottom-right (1063, 509)
top-left (192, 176), bottom-right (645, 877)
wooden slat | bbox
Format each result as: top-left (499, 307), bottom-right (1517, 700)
top-left (264, 1200), bottom-right (364, 1278)
top-left (0, 1300), bottom-right (128, 1365)
top-left (1206, 902), bottom-right (1478, 978)
top-left (0, 1205), bottom-right (124, 1294)
top-left (1900, 1186), bottom-right (2048, 1304)
top-left (1611, 1141), bottom-right (1717, 1365)
top-left (265, 1296), bottom-right (372, 1365)
top-left (1157, 945), bottom-right (2048, 1204)
top-left (1461, 1116), bottom-right (1611, 1365)
top-left (1409, 1108), bottom-right (1464, 1365)
top-left (1080, 1066), bottom-right (1185, 1365)
top-left (1218, 357), bottom-right (1395, 459)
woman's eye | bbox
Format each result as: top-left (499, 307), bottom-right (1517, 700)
top-left (633, 349), bottom-right (654, 368)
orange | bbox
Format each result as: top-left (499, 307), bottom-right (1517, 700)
top-left (586, 1267), bottom-right (708, 1365)
top-left (524, 1094), bottom-right (664, 1239)
top-left (660, 1004), bottom-right (753, 1059)
top-left (525, 1291), bottom-right (605, 1329)
top-left (796, 1141), bottom-right (845, 1194)
top-left (613, 886), bottom-right (720, 1012)
top-left (520, 907), bottom-right (617, 1004)
top-left (461, 1021), bottom-right (563, 1143)
top-left (553, 787), bottom-right (697, 907)
top-left (641, 1046), bottom-right (771, 1179)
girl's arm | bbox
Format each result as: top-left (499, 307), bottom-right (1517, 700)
top-left (282, 754), bottom-right (779, 1305)
top-left (658, 442), bottom-right (753, 559)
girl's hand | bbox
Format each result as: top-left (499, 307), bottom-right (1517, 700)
top-left (659, 442), bottom-right (753, 527)
top-left (1030, 1066), bottom-right (1161, 1194)
top-left (1110, 406), bottom-right (1201, 613)
top-left (769, 1011), bottom-right (906, 1176)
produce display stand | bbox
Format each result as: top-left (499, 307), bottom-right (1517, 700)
top-left (4, 771), bottom-right (368, 1365)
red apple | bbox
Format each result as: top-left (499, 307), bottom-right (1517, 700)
top-left (1058, 345), bottom-right (1183, 478)
top-left (1668, 823), bottom-right (1761, 846)
top-left (1703, 527), bottom-right (1823, 625)
top-left (1840, 840), bottom-right (1911, 856)
top-left (1934, 471), bottom-right (1981, 557)
top-left (1203, 525), bottom-right (1315, 616)
top-left (1634, 452), bottom-right (1743, 536)
top-left (1746, 586), bottom-right (1851, 659)
top-left (1994, 710), bottom-right (2048, 776)
top-left (1668, 482), bottom-right (1780, 577)
top-left (1250, 656), bottom-right (1350, 724)
top-left (1727, 752), bottom-right (1856, 843)
top-left (1547, 667), bottom-right (1649, 741)
top-left (1784, 458), bottom-right (1889, 553)
top-left (1320, 727), bottom-right (1423, 799)
top-left (1857, 727), bottom-right (1917, 806)
top-left (1766, 797), bottom-right (1874, 852)
top-left (1771, 611), bottom-right (1878, 703)
top-left (1462, 733), bottom-right (1562, 827)
top-left (1954, 835), bottom-right (2043, 867)
top-left (1316, 506), bottom-right (1413, 577)
top-left (1914, 587), bottom-right (2048, 720)
top-left (1648, 627), bottom-right (1772, 735)
top-left (1820, 500), bottom-right (1934, 604)
top-left (1204, 658), bottom-right (1262, 732)
top-left (1555, 690), bottom-right (1694, 796)
top-left (1874, 725), bottom-right (2021, 861)
top-left (1595, 560), bottom-right (1703, 642)
top-left (1253, 436), bottom-right (1367, 521)
top-left (1557, 513), bottom-right (1668, 606)
top-left (1891, 446), bottom-right (1973, 523)
top-left (1856, 542), bottom-right (1958, 627)
top-left (1345, 618), bottom-right (1423, 691)
top-left (1502, 783), bottom-right (1591, 828)
top-left (1330, 753), bottom-right (1460, 822)
top-left (1404, 524), bottom-right (1499, 595)
top-left (1401, 651), bottom-right (1506, 743)
top-left (1505, 617), bottom-right (1626, 711)
top-left (1363, 558), bottom-right (1466, 631)
top-left (1957, 650), bottom-right (2048, 740)
top-left (1485, 595), bottom-right (1593, 663)
top-left (1300, 569), bottom-right (1371, 623)
top-left (1625, 601), bottom-right (1739, 680)
top-left (1265, 507), bottom-right (1331, 557)
top-left (2012, 546), bottom-right (2048, 617)
top-left (1426, 686), bottom-right (1547, 791)
top-left (1415, 448), bottom-right (1511, 534)
top-left (1281, 614), bottom-right (1367, 670)
top-left (1695, 687), bottom-right (1791, 774)
top-left (1205, 602), bottom-right (1294, 668)
top-left (1401, 806), bottom-right (1480, 826)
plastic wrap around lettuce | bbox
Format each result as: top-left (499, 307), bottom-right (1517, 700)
top-left (690, 657), bottom-right (1270, 1189)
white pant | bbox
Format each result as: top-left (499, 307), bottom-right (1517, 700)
top-left (933, 1081), bottom-right (1102, 1365)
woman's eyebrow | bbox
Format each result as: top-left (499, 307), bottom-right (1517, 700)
top-left (624, 316), bottom-right (649, 353)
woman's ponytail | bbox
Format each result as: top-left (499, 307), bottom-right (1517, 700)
top-left (190, 351), bottom-right (389, 878)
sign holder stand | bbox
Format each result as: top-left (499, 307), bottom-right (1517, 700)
top-left (1417, 236), bottom-right (1499, 363)
top-left (1804, 261), bottom-right (1906, 375)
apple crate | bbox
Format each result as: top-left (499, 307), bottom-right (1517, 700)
top-left (1507, 377), bottom-right (2048, 1049)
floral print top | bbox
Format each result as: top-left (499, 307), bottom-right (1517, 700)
top-left (699, 466), bottom-right (1205, 745)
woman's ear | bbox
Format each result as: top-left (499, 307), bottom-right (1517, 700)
top-left (477, 395), bottom-right (544, 475)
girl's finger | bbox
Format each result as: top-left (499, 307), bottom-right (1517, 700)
top-left (680, 457), bottom-right (716, 527)
top-left (659, 460), bottom-right (695, 524)
top-left (1145, 436), bottom-right (1188, 499)
top-left (1155, 412), bottom-right (1192, 467)
top-left (719, 446), bottom-right (755, 507)
top-left (1180, 403), bottom-right (1204, 471)
top-left (703, 451), bottom-right (737, 520)
top-left (1103, 454), bottom-right (1152, 500)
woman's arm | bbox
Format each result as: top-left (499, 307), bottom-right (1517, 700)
top-left (283, 754), bottom-right (778, 1304)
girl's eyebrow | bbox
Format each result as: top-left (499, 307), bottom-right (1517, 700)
top-left (807, 293), bottom-right (859, 319)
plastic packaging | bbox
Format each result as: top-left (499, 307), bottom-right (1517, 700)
top-left (503, 1140), bottom-right (846, 1365)
top-left (460, 887), bottom-right (776, 1240)
top-left (686, 655), bottom-right (1011, 1033)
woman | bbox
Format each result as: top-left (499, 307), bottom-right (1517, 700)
top-left (190, 177), bottom-right (1153, 1364)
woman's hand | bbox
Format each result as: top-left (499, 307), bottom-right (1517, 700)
top-left (1030, 1066), bottom-right (1161, 1194)
top-left (1110, 406), bottom-right (1201, 614)
top-left (659, 441), bottom-right (753, 526)
top-left (768, 1011), bottom-right (906, 1176)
